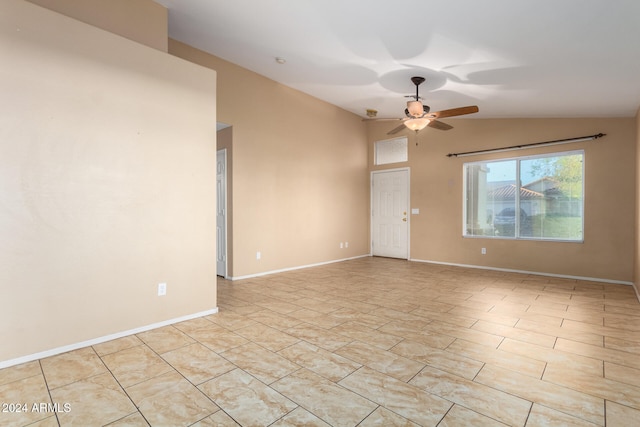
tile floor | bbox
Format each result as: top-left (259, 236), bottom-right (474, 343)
top-left (2, 257), bottom-right (640, 426)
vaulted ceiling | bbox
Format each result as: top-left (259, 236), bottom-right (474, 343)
top-left (157, 0), bottom-right (640, 121)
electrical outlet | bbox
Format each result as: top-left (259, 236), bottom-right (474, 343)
top-left (256, 251), bottom-right (261, 260)
top-left (481, 248), bottom-right (487, 255)
top-left (345, 241), bottom-right (349, 248)
top-left (158, 282), bottom-right (167, 296)
top-left (340, 242), bottom-right (344, 249)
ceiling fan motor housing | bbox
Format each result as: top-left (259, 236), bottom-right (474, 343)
top-left (406, 101), bottom-right (430, 118)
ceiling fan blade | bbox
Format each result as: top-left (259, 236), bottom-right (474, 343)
top-left (427, 120), bottom-right (453, 131)
top-left (428, 105), bottom-right (479, 119)
top-left (387, 123), bottom-right (408, 135)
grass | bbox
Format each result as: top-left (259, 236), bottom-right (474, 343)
top-left (524, 214), bottom-right (582, 240)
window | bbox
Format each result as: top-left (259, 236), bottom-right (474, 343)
top-left (464, 150), bottom-right (584, 241)
top-left (375, 137), bottom-right (408, 165)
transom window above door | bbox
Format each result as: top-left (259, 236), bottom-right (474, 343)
top-left (375, 137), bottom-right (408, 165)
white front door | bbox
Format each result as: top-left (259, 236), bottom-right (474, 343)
top-left (371, 169), bottom-right (409, 259)
top-left (216, 149), bottom-right (227, 277)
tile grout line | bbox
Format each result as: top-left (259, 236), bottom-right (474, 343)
top-left (38, 359), bottom-right (61, 427)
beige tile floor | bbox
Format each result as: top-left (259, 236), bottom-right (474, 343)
top-left (2, 257), bottom-right (640, 426)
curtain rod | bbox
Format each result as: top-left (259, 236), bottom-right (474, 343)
top-left (446, 133), bottom-right (606, 158)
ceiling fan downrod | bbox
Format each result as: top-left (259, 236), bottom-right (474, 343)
top-left (411, 76), bottom-right (425, 100)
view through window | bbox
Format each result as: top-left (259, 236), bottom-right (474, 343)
top-left (464, 150), bottom-right (584, 241)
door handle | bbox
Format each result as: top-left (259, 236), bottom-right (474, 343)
top-left (402, 218), bottom-right (407, 222)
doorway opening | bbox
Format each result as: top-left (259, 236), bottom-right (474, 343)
top-left (216, 148), bottom-right (227, 277)
top-left (216, 123), bottom-right (232, 278)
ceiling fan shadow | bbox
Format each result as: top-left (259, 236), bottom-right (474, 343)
top-left (378, 68), bottom-right (448, 95)
top-left (449, 65), bottom-right (537, 89)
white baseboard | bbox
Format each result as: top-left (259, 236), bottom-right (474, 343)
top-left (230, 254), bottom-right (371, 281)
top-left (0, 307), bottom-right (218, 370)
top-left (632, 283), bottom-right (640, 303)
top-left (410, 258), bottom-right (634, 286)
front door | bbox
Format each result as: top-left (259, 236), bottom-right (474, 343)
top-left (371, 169), bottom-right (409, 259)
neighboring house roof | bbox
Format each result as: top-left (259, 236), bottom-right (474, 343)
top-left (523, 177), bottom-right (565, 197)
top-left (486, 180), bottom-right (515, 191)
top-left (523, 177), bottom-right (560, 192)
top-left (488, 184), bottom-right (544, 200)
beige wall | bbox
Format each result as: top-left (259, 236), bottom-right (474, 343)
top-left (369, 118), bottom-right (636, 283)
top-left (0, 0), bottom-right (217, 364)
top-left (170, 41), bottom-right (371, 278)
top-left (25, 0), bottom-right (168, 51)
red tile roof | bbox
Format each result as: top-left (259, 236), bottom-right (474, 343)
top-left (488, 184), bottom-right (543, 200)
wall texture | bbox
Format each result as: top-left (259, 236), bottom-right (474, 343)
top-left (0, 0), bottom-right (217, 364)
top-left (26, 0), bottom-right (168, 51)
top-left (170, 40), bottom-right (371, 278)
top-left (369, 117), bottom-right (636, 283)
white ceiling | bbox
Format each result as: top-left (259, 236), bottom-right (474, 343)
top-left (156, 0), bottom-right (640, 120)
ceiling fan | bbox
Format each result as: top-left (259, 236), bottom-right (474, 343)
top-left (367, 76), bottom-right (479, 135)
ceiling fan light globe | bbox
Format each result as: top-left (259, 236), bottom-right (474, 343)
top-left (404, 118), bottom-right (430, 131)
top-left (407, 100), bottom-right (424, 117)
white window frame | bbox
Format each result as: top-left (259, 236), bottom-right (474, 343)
top-left (462, 149), bottom-right (585, 242)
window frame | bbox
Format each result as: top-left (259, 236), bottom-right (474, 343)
top-left (462, 149), bottom-right (585, 242)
